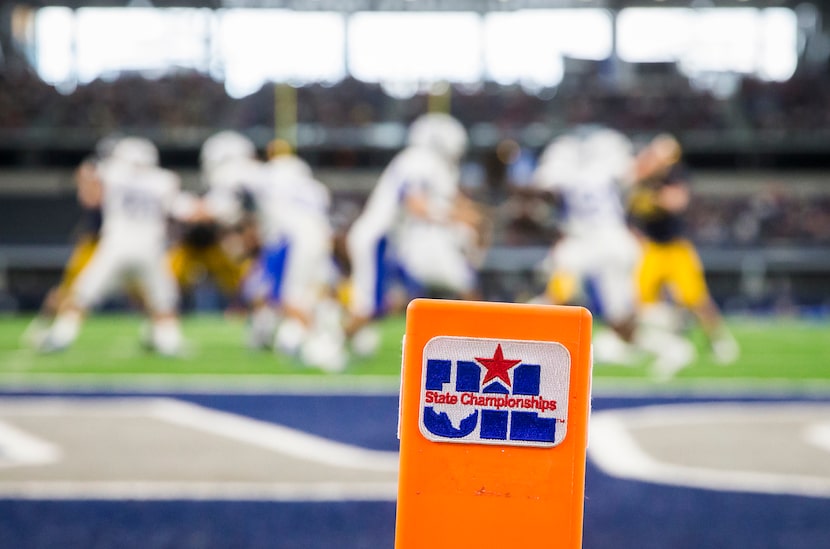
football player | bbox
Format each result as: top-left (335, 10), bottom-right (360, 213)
top-left (22, 135), bottom-right (115, 348)
top-left (167, 131), bottom-right (259, 311)
top-left (240, 140), bottom-right (345, 371)
top-left (343, 113), bottom-right (470, 355)
top-left (628, 133), bottom-right (739, 366)
top-left (195, 131), bottom-right (271, 347)
top-left (532, 125), bottom-right (696, 377)
top-left (39, 137), bottom-right (184, 355)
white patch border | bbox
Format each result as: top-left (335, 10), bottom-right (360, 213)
top-left (418, 335), bottom-right (572, 448)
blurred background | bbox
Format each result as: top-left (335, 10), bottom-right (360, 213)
top-left (0, 0), bottom-right (828, 314)
top-left (1, 2), bottom-right (829, 549)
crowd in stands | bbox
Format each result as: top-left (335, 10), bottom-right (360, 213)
top-left (3, 66), bottom-right (830, 249)
top-left (687, 188), bottom-right (830, 247)
top-left (738, 74), bottom-right (830, 132)
top-left (3, 66), bottom-right (830, 136)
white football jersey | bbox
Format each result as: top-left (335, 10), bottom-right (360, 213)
top-left (202, 157), bottom-right (264, 226)
top-left (533, 127), bottom-right (633, 236)
top-left (357, 146), bottom-right (459, 235)
top-left (96, 158), bottom-right (180, 247)
top-left (73, 157), bottom-right (181, 314)
top-left (534, 126), bottom-right (640, 324)
top-left (246, 158), bottom-right (334, 314)
top-left (346, 145), bottom-right (461, 318)
top-left (252, 158), bottom-right (331, 246)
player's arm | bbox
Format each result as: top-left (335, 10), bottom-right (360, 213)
top-left (402, 188), bottom-right (430, 219)
top-left (400, 172), bottom-right (445, 223)
top-left (629, 133), bottom-right (687, 216)
top-left (632, 133), bottom-right (682, 183)
top-left (451, 192), bottom-right (483, 227)
top-left (529, 137), bottom-right (572, 206)
top-left (171, 191), bottom-right (212, 223)
top-left (162, 172), bottom-right (185, 219)
top-left (526, 158), bottom-right (565, 220)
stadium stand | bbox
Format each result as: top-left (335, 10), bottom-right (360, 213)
top-left (3, 70), bottom-right (830, 155)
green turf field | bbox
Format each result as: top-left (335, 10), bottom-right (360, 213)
top-left (0, 313), bottom-right (828, 390)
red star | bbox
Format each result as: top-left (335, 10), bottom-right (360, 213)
top-left (475, 344), bottom-right (522, 387)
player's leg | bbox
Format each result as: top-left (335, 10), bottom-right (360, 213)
top-left (278, 227), bottom-right (347, 371)
top-left (167, 243), bottom-right (199, 291)
top-left (635, 240), bottom-right (666, 306)
top-left (273, 236), bottom-right (314, 356)
top-left (344, 221), bottom-right (388, 356)
top-left (629, 238), bottom-right (697, 378)
top-left (578, 231), bottom-right (651, 366)
top-left (242, 243), bottom-right (286, 350)
top-left (39, 243), bottom-right (118, 352)
top-left (23, 236), bottom-right (98, 348)
top-left (589, 233), bottom-right (641, 365)
top-left (396, 224), bottom-right (478, 300)
top-left (669, 239), bottom-right (739, 364)
top-left (543, 239), bottom-right (583, 307)
top-left (201, 241), bottom-right (246, 300)
top-left (140, 253), bottom-right (184, 357)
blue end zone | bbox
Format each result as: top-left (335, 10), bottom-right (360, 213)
top-left (0, 391), bottom-right (828, 548)
top-left (0, 500), bottom-right (396, 549)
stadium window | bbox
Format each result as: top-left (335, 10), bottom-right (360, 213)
top-left (679, 8), bottom-right (761, 76)
top-left (33, 7), bottom-right (74, 88)
top-left (758, 8), bottom-right (798, 82)
top-left (73, 8), bottom-right (212, 83)
top-left (483, 9), bottom-right (612, 90)
top-left (347, 12), bottom-right (482, 85)
top-left (617, 7), bottom-right (798, 84)
top-left (215, 9), bottom-right (346, 98)
top-left (616, 8), bottom-right (693, 63)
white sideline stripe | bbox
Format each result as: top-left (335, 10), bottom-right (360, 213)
top-left (588, 402), bottom-right (830, 499)
top-left (147, 399), bottom-right (400, 472)
top-left (0, 420), bottom-right (62, 468)
top-left (590, 377), bottom-right (830, 397)
top-left (804, 421), bottom-right (830, 454)
top-left (0, 373), bottom-right (403, 395)
top-left (2, 372), bottom-right (830, 397)
top-left (0, 481), bottom-right (398, 501)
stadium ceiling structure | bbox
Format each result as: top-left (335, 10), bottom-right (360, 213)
top-left (15, 0), bottom-right (802, 11)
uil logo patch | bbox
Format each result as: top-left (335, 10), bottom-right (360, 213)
top-left (419, 336), bottom-right (571, 448)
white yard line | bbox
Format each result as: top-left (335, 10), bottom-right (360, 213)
top-left (0, 397), bottom-right (399, 471)
top-left (0, 419), bottom-right (62, 468)
top-left (588, 402), bottom-right (830, 499)
top-left (0, 396), bottom-right (400, 501)
top-left (147, 399), bottom-right (399, 472)
top-left (0, 480), bottom-right (398, 501)
top-left (591, 376), bottom-right (830, 397)
top-left (804, 420), bottom-right (830, 454)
